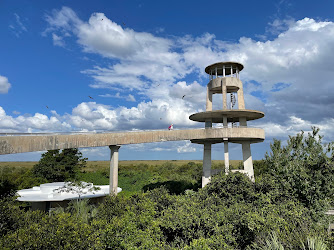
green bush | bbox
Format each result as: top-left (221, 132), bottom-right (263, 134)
top-left (32, 148), bottom-right (87, 182)
top-left (264, 127), bottom-right (334, 213)
top-left (1, 212), bottom-right (103, 249)
top-left (0, 197), bottom-right (23, 237)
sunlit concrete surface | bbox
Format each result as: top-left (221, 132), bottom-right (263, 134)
top-left (0, 127), bottom-right (264, 155)
top-left (17, 182), bottom-right (122, 211)
top-left (189, 110), bottom-right (264, 123)
top-left (17, 182), bottom-right (122, 202)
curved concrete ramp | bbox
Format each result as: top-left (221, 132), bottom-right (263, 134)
top-left (0, 127), bottom-right (264, 155)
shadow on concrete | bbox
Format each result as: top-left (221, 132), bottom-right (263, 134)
top-left (143, 180), bottom-right (200, 195)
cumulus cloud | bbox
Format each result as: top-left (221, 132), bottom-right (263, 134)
top-left (68, 102), bottom-right (117, 131)
top-left (0, 106), bottom-right (71, 133)
top-left (177, 141), bottom-right (197, 153)
top-left (45, 7), bottom-right (188, 91)
top-left (0, 80), bottom-right (201, 133)
top-left (0, 75), bottom-right (11, 94)
top-left (99, 92), bottom-right (136, 102)
top-left (259, 115), bottom-right (334, 143)
top-left (77, 13), bottom-right (141, 58)
top-left (54, 80), bottom-right (203, 132)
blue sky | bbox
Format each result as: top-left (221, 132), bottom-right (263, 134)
top-left (1, 0), bottom-right (334, 161)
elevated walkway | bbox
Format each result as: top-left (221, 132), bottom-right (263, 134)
top-left (0, 127), bottom-right (264, 155)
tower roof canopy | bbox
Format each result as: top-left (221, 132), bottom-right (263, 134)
top-left (205, 62), bottom-right (244, 75)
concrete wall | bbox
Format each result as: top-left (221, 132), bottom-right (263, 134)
top-left (208, 77), bottom-right (242, 94)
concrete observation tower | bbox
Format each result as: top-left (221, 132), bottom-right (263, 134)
top-left (189, 62), bottom-right (265, 187)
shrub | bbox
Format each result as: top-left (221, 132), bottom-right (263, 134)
top-left (32, 148), bottom-right (87, 182)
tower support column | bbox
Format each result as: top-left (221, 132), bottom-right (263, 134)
top-left (109, 145), bottom-right (121, 195)
top-left (206, 86), bottom-right (212, 111)
top-left (239, 117), bottom-right (247, 127)
top-left (224, 140), bottom-right (229, 174)
top-left (205, 119), bottom-right (212, 128)
top-left (237, 84), bottom-right (245, 109)
top-left (222, 79), bottom-right (227, 110)
top-left (223, 114), bottom-right (229, 174)
top-left (223, 116), bottom-right (228, 128)
top-left (202, 142), bottom-right (212, 187)
top-left (242, 142), bottom-right (254, 181)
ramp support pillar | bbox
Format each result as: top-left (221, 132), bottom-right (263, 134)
top-left (202, 142), bottom-right (212, 187)
top-left (109, 145), bottom-right (121, 195)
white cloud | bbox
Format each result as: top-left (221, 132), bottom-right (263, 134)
top-left (0, 80), bottom-right (202, 133)
top-left (266, 18), bottom-right (295, 35)
top-left (80, 147), bottom-right (107, 157)
top-left (260, 115), bottom-right (334, 142)
top-left (0, 75), bottom-right (11, 94)
top-left (9, 13), bottom-right (27, 37)
top-left (127, 94), bottom-right (136, 102)
top-left (99, 92), bottom-right (136, 102)
top-left (126, 141), bottom-right (198, 154)
top-left (115, 96), bottom-right (199, 131)
top-left (45, 6), bottom-right (81, 32)
top-left (155, 27), bottom-right (165, 34)
top-left (50, 80), bottom-right (202, 132)
top-left (69, 102), bottom-right (117, 131)
top-left (52, 33), bottom-right (65, 47)
top-left (152, 147), bottom-right (173, 152)
top-left (46, 7), bottom-right (188, 90)
top-left (14, 13), bottom-right (27, 32)
top-left (177, 141), bottom-right (197, 153)
top-left (77, 13), bottom-right (141, 58)
top-left (0, 106), bottom-right (71, 133)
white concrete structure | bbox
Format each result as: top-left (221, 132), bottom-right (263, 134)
top-left (190, 62), bottom-right (265, 186)
top-left (17, 182), bottom-right (122, 211)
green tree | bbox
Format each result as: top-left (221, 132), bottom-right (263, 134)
top-left (0, 166), bottom-right (17, 197)
top-left (264, 127), bottom-right (334, 212)
top-left (32, 148), bottom-right (87, 182)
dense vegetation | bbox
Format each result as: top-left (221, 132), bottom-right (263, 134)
top-left (1, 127), bottom-right (334, 249)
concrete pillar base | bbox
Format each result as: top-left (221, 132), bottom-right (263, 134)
top-left (224, 141), bottom-right (229, 174)
top-left (202, 176), bottom-right (211, 187)
top-left (202, 142), bottom-right (212, 188)
top-left (109, 145), bottom-right (121, 195)
top-left (242, 141), bottom-right (254, 182)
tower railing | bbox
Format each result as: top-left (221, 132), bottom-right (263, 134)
top-left (209, 65), bottom-right (240, 80)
